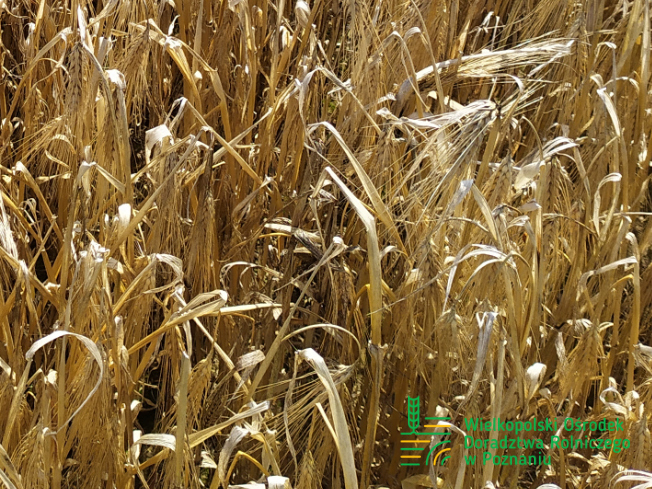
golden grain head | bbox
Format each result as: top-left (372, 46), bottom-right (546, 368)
top-left (0, 0), bottom-right (650, 488)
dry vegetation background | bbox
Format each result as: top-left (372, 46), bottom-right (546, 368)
top-left (0, 0), bottom-right (651, 488)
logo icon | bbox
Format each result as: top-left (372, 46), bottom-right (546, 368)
top-left (400, 396), bottom-right (452, 467)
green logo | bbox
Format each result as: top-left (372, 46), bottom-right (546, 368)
top-left (400, 396), bottom-right (452, 467)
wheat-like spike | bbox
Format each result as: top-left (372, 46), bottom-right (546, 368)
top-left (406, 396), bottom-right (421, 434)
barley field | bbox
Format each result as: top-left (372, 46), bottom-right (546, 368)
top-left (0, 0), bottom-right (650, 488)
